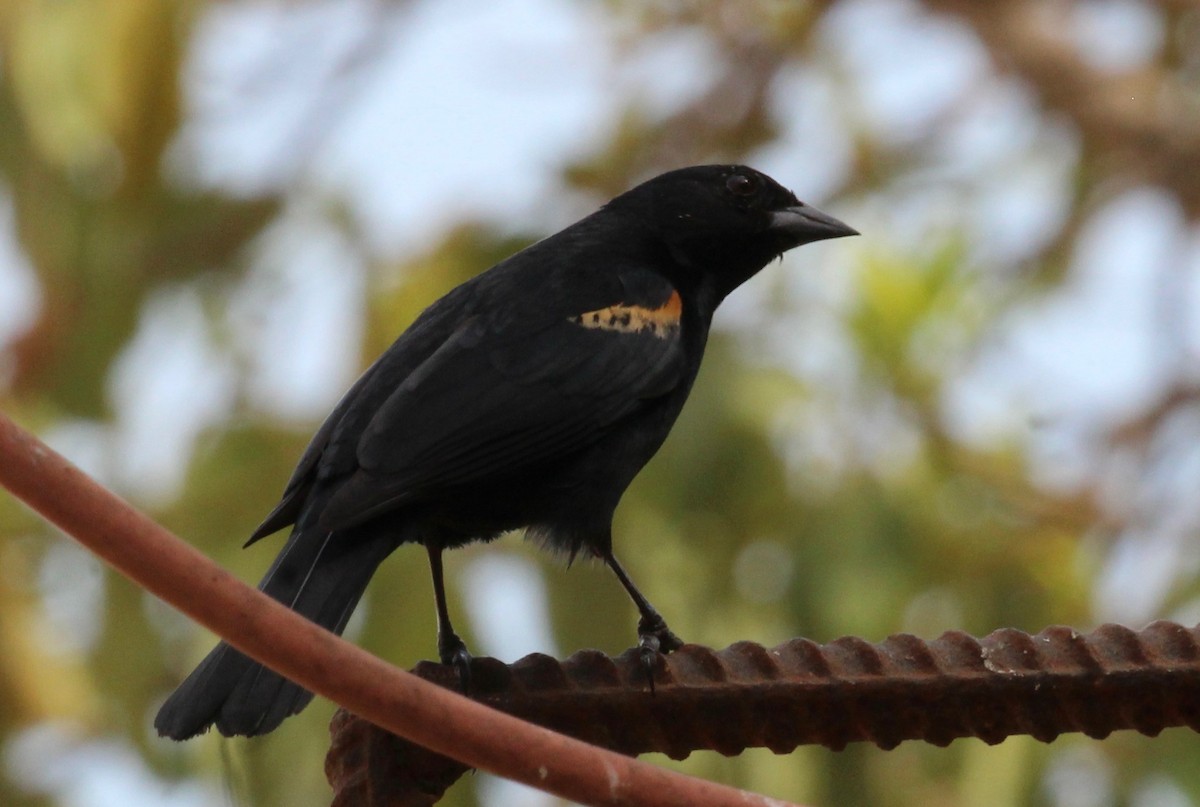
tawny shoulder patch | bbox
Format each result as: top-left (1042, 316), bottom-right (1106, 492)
top-left (570, 291), bottom-right (681, 339)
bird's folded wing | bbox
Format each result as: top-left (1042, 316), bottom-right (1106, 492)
top-left (319, 284), bottom-right (686, 530)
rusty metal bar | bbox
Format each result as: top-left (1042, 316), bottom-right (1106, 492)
top-left (327, 620), bottom-right (1200, 805)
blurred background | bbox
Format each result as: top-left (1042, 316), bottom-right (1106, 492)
top-left (1, 0), bottom-right (1199, 805)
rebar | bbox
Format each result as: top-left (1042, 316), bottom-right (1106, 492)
top-left (327, 620), bottom-right (1200, 805)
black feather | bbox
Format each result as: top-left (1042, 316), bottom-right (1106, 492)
top-left (156, 164), bottom-right (856, 738)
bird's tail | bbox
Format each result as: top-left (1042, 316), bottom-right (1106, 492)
top-left (154, 525), bottom-right (395, 739)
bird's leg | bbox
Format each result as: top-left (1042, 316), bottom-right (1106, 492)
top-left (426, 543), bottom-right (472, 691)
top-left (603, 549), bottom-right (683, 690)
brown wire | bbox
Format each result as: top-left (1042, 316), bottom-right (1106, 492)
top-left (0, 412), bottom-right (803, 807)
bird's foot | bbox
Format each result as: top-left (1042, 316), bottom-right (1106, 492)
top-left (636, 614), bottom-right (683, 693)
top-left (438, 632), bottom-right (473, 694)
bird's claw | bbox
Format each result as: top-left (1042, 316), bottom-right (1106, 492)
top-left (636, 615), bottom-right (683, 694)
top-left (439, 633), bottom-right (473, 694)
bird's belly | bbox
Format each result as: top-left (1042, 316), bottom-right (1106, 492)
top-left (413, 400), bottom-right (683, 553)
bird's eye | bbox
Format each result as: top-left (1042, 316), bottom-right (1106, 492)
top-left (726, 173), bottom-right (758, 196)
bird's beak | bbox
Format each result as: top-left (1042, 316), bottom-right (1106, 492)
top-left (769, 202), bottom-right (858, 244)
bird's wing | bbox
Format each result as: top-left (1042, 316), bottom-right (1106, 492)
top-left (243, 288), bottom-right (475, 544)
top-left (318, 275), bottom-right (687, 530)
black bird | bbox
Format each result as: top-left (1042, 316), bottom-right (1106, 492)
top-left (155, 164), bottom-right (856, 739)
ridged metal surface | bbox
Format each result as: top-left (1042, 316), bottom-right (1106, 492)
top-left (327, 620), bottom-right (1200, 806)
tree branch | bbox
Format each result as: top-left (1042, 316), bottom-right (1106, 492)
top-left (927, 0), bottom-right (1200, 215)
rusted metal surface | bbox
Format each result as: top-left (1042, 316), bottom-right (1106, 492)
top-left (327, 620), bottom-right (1200, 806)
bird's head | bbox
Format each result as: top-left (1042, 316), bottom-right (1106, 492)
top-left (608, 164), bottom-right (857, 305)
